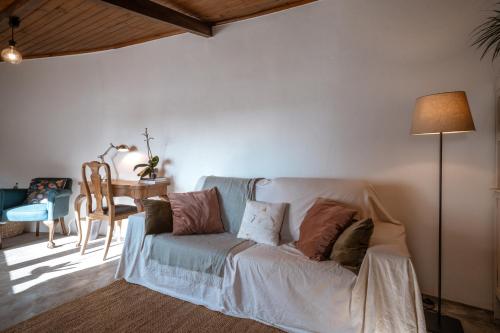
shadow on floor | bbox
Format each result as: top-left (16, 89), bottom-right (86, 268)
top-left (3, 233), bottom-right (116, 271)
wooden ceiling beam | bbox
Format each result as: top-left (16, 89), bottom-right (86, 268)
top-left (100, 0), bottom-right (212, 37)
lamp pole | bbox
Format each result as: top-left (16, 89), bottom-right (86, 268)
top-left (438, 132), bottom-right (443, 323)
top-left (411, 91), bottom-right (474, 333)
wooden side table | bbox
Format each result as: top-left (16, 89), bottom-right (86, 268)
top-left (74, 180), bottom-right (169, 247)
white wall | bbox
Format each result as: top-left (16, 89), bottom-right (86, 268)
top-left (0, 0), bottom-right (496, 309)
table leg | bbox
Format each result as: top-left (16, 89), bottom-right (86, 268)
top-left (74, 194), bottom-right (85, 247)
top-left (134, 199), bottom-right (144, 212)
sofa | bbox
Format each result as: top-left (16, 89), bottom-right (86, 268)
top-left (116, 177), bottom-right (425, 333)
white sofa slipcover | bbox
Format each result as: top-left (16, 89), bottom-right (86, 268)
top-left (115, 177), bottom-right (425, 333)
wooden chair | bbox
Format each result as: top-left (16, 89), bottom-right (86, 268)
top-left (80, 161), bottom-right (137, 260)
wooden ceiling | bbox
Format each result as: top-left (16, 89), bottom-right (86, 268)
top-left (0, 0), bottom-right (315, 59)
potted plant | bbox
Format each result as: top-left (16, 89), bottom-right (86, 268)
top-left (134, 128), bottom-right (159, 179)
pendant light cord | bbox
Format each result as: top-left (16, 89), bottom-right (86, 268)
top-left (8, 16), bottom-right (18, 46)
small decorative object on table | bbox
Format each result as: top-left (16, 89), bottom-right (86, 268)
top-left (134, 128), bottom-right (160, 180)
top-left (139, 177), bottom-right (168, 184)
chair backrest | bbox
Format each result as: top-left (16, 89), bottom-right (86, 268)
top-left (30, 178), bottom-right (73, 190)
top-left (81, 161), bottom-right (114, 217)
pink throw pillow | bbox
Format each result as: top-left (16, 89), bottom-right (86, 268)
top-left (297, 198), bottom-right (357, 261)
top-left (169, 188), bottom-right (224, 235)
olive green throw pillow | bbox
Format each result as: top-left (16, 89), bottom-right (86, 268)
top-left (142, 199), bottom-right (173, 235)
top-left (330, 218), bottom-right (374, 273)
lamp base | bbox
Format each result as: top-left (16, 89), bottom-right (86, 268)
top-left (425, 310), bottom-right (464, 333)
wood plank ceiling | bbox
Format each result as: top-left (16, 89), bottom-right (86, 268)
top-left (0, 0), bottom-right (315, 59)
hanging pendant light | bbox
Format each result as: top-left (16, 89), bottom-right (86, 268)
top-left (1, 16), bottom-right (22, 65)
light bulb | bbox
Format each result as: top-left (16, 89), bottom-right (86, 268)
top-left (1, 45), bottom-right (22, 64)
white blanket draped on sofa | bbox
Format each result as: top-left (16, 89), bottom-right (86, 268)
top-left (115, 177), bottom-right (426, 333)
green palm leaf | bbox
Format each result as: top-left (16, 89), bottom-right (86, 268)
top-left (472, 3), bottom-right (500, 61)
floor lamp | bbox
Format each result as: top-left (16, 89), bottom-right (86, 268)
top-left (411, 91), bottom-right (475, 333)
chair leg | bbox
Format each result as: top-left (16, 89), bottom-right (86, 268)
top-left (35, 222), bottom-right (40, 237)
top-left (43, 220), bottom-right (56, 249)
top-left (80, 217), bottom-right (92, 255)
top-left (59, 217), bottom-right (68, 235)
top-left (103, 220), bottom-right (115, 261)
top-left (74, 194), bottom-right (85, 247)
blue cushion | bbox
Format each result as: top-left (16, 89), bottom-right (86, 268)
top-left (2, 203), bottom-right (48, 221)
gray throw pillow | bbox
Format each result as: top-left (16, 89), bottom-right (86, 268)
top-left (330, 218), bottom-right (374, 273)
top-left (142, 199), bottom-right (173, 235)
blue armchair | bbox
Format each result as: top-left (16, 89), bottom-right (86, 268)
top-left (0, 178), bottom-right (73, 249)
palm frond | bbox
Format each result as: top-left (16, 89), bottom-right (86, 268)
top-left (472, 4), bottom-right (500, 61)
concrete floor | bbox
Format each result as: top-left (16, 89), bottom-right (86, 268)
top-left (0, 232), bottom-right (122, 331)
top-left (0, 232), bottom-right (499, 333)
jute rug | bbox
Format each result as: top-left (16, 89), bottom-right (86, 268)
top-left (2, 279), bottom-right (283, 333)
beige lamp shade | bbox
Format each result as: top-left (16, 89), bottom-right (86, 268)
top-left (411, 91), bottom-right (475, 135)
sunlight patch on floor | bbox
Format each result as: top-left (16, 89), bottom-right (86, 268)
top-left (3, 234), bottom-right (122, 294)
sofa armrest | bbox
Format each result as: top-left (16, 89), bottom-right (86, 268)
top-left (115, 212), bottom-right (146, 279)
top-left (49, 189), bottom-right (72, 200)
top-left (0, 189), bottom-right (28, 217)
top-left (352, 242), bottom-right (426, 333)
top-left (47, 189), bottom-right (72, 220)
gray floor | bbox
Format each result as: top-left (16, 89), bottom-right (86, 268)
top-left (0, 232), bottom-right (122, 331)
top-left (0, 233), bottom-right (499, 333)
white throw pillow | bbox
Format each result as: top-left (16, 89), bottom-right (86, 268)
top-left (237, 200), bottom-right (286, 246)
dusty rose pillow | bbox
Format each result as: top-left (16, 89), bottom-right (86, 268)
top-left (297, 198), bottom-right (357, 261)
top-left (169, 188), bottom-right (224, 235)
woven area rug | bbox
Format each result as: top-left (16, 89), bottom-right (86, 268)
top-left (2, 279), bottom-right (283, 333)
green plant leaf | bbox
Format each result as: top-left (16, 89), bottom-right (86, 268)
top-left (138, 167), bottom-right (152, 177)
top-left (133, 163), bottom-right (149, 171)
top-left (150, 156), bottom-right (159, 167)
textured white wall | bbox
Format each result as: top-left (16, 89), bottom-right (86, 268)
top-left (0, 0), bottom-right (496, 309)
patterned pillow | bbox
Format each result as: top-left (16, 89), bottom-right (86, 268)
top-left (237, 200), bottom-right (286, 246)
top-left (25, 179), bottom-right (67, 204)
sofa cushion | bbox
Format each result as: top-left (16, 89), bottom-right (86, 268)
top-left (297, 198), bottom-right (357, 261)
top-left (142, 199), bottom-right (173, 235)
top-left (223, 243), bottom-right (357, 333)
top-left (148, 232), bottom-right (250, 277)
top-left (237, 200), bottom-right (286, 246)
top-left (330, 218), bottom-right (374, 273)
top-left (201, 176), bottom-right (259, 235)
top-left (2, 203), bottom-right (48, 221)
top-left (25, 178), bottom-right (67, 204)
top-left (170, 188), bottom-right (224, 235)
